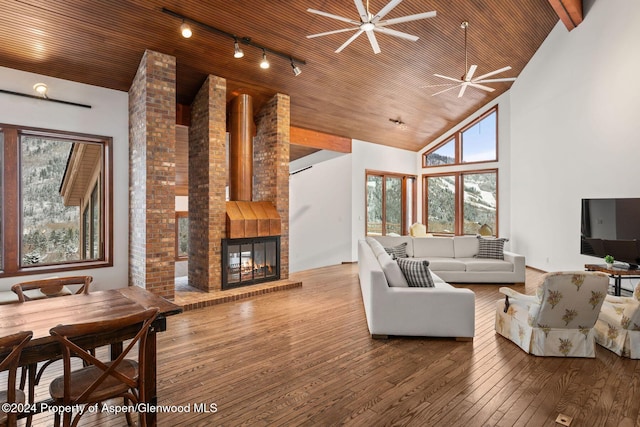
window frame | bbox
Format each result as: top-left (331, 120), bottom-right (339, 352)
top-left (0, 123), bottom-right (113, 278)
top-left (422, 106), bottom-right (499, 168)
top-left (175, 211), bottom-right (188, 261)
top-left (365, 170), bottom-right (417, 236)
top-left (422, 168), bottom-right (499, 236)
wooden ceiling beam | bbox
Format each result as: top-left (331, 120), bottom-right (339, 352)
top-left (547, 0), bottom-right (583, 31)
top-left (290, 127), bottom-right (351, 153)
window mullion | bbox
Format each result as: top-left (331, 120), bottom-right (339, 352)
top-left (2, 129), bottom-right (19, 274)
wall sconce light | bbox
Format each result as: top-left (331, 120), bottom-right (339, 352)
top-left (33, 83), bottom-right (48, 98)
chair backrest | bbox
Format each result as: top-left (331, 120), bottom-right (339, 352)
top-left (533, 271), bottom-right (609, 329)
top-left (49, 307), bottom-right (158, 406)
top-left (0, 331), bottom-right (32, 424)
top-left (11, 276), bottom-right (92, 302)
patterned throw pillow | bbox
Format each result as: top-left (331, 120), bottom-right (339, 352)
top-left (396, 258), bottom-right (435, 287)
top-left (384, 242), bottom-right (408, 259)
top-left (476, 236), bottom-right (509, 260)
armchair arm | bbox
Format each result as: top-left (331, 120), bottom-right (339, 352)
top-left (604, 295), bottom-right (634, 304)
top-left (498, 287), bottom-right (537, 314)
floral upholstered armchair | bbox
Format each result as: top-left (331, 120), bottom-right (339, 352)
top-left (495, 271), bottom-right (609, 357)
top-left (594, 282), bottom-right (640, 358)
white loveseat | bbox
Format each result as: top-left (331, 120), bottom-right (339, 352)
top-left (358, 238), bottom-right (475, 339)
top-left (371, 235), bottom-right (525, 284)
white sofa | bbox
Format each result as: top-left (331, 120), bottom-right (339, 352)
top-left (358, 238), bottom-right (475, 339)
top-left (371, 235), bottom-right (525, 284)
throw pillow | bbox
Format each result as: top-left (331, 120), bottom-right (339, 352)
top-left (384, 242), bottom-right (408, 260)
top-left (476, 236), bottom-right (509, 260)
top-left (379, 256), bottom-right (409, 287)
top-left (396, 258), bottom-right (435, 287)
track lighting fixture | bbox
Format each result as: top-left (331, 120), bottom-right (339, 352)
top-left (290, 59), bottom-right (301, 76)
top-left (162, 8), bottom-right (305, 75)
top-left (233, 39), bottom-right (244, 58)
top-left (0, 83), bottom-right (91, 108)
top-left (180, 21), bottom-right (192, 38)
top-left (260, 50), bottom-right (270, 69)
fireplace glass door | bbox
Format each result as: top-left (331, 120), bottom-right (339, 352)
top-left (222, 236), bottom-right (280, 289)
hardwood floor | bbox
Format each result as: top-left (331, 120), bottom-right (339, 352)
top-left (24, 265), bottom-right (640, 426)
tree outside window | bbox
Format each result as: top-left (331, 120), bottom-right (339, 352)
top-left (366, 171), bottom-right (416, 236)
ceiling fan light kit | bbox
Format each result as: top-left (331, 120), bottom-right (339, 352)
top-left (423, 21), bottom-right (517, 98)
top-left (306, 0), bottom-right (436, 54)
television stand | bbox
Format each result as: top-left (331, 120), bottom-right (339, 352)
top-left (585, 264), bottom-right (640, 296)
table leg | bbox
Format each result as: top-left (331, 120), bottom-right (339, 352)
top-left (615, 276), bottom-right (621, 296)
top-left (143, 326), bottom-right (158, 427)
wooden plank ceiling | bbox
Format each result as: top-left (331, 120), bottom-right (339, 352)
top-left (0, 0), bottom-right (559, 152)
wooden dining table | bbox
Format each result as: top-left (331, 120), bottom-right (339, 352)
top-left (0, 286), bottom-right (182, 426)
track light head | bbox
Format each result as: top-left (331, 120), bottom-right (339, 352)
top-left (260, 50), bottom-right (270, 69)
top-left (233, 40), bottom-right (244, 58)
top-left (180, 21), bottom-right (192, 38)
top-left (291, 60), bottom-right (302, 76)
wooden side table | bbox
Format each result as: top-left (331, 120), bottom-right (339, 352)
top-left (585, 264), bottom-right (640, 296)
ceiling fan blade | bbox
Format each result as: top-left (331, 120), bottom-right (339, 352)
top-left (372, 26), bottom-right (419, 41)
top-left (472, 66), bottom-right (512, 82)
top-left (420, 83), bottom-right (458, 88)
top-left (372, 0), bottom-right (403, 23)
top-left (377, 11), bottom-right (436, 26)
top-left (434, 74), bottom-right (463, 83)
top-left (431, 84), bottom-right (462, 96)
top-left (353, 0), bottom-right (369, 22)
top-left (365, 30), bottom-right (381, 54)
top-left (465, 65), bottom-right (477, 81)
top-left (335, 29), bottom-right (364, 53)
top-left (469, 83), bottom-right (496, 92)
top-left (307, 27), bottom-right (359, 39)
top-left (307, 8), bottom-right (359, 25)
top-left (475, 77), bottom-right (517, 83)
top-left (458, 84), bottom-right (467, 98)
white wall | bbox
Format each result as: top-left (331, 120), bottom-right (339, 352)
top-left (0, 66), bottom-right (129, 290)
top-left (289, 152), bottom-right (352, 272)
top-left (350, 139), bottom-right (418, 260)
top-left (509, 0), bottom-right (640, 271)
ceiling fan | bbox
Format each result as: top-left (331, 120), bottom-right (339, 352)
top-left (424, 21), bottom-right (516, 98)
top-left (306, 0), bottom-right (436, 54)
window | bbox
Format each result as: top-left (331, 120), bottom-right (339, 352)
top-left (366, 171), bottom-right (416, 236)
top-left (423, 107), bottom-right (498, 168)
top-left (175, 212), bottom-right (189, 260)
top-left (423, 170), bottom-right (498, 236)
top-left (0, 124), bottom-right (112, 277)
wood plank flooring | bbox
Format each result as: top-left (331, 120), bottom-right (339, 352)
top-left (23, 265), bottom-right (640, 426)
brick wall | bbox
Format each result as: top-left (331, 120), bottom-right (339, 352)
top-left (254, 94), bottom-right (290, 280)
top-left (188, 75), bottom-right (227, 291)
top-left (128, 49), bottom-right (176, 299)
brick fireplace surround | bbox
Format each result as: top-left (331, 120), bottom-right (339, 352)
top-left (128, 49), bottom-right (300, 308)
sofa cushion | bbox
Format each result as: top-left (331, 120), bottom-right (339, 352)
top-left (384, 242), bottom-right (409, 259)
top-left (453, 235), bottom-right (480, 258)
top-left (378, 254), bottom-right (409, 287)
top-left (413, 237), bottom-right (454, 258)
top-left (476, 236), bottom-right (508, 260)
top-left (460, 258), bottom-right (514, 272)
top-left (418, 257), bottom-right (467, 272)
top-left (396, 258), bottom-right (435, 287)
top-left (366, 237), bottom-right (388, 259)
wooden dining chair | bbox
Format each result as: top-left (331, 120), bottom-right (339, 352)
top-left (48, 307), bottom-right (159, 427)
top-left (11, 276), bottom-right (93, 425)
top-left (0, 331), bottom-right (33, 427)
top-left (11, 276), bottom-right (92, 302)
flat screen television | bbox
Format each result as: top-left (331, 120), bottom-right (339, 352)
top-left (581, 198), bottom-right (640, 269)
